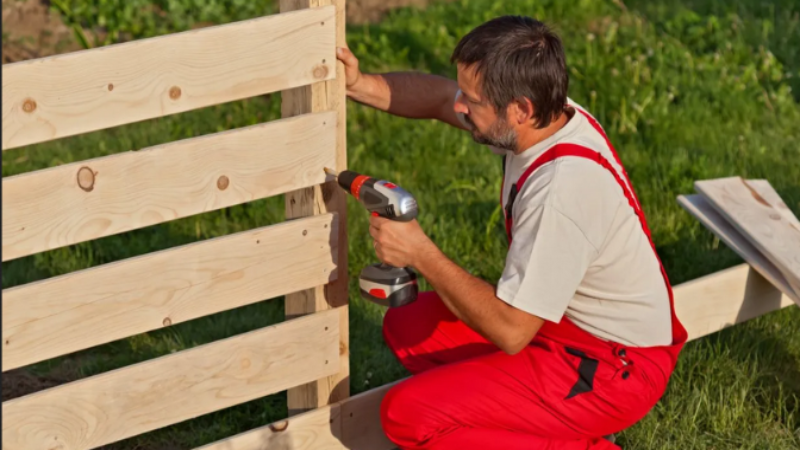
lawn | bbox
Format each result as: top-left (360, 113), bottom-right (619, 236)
top-left (2, 0), bottom-right (799, 448)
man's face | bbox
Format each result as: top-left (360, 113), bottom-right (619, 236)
top-left (454, 63), bottom-right (517, 151)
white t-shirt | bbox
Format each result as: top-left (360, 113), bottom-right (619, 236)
top-left (455, 92), bottom-right (673, 347)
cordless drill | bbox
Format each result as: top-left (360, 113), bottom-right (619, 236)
top-left (325, 167), bottom-right (419, 308)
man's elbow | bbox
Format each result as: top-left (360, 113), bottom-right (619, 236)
top-left (496, 331), bottom-right (534, 355)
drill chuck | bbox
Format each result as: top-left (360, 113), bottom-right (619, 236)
top-left (334, 170), bottom-right (419, 221)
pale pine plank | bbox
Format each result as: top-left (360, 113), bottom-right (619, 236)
top-left (2, 309), bottom-right (340, 450)
top-left (745, 179), bottom-right (800, 228)
top-left (195, 263), bottom-right (793, 450)
top-left (2, 111), bottom-right (336, 262)
top-left (194, 380), bottom-right (400, 450)
top-left (695, 177), bottom-right (800, 301)
top-left (2, 213), bottom-right (338, 371)
top-left (1, 6), bottom-right (336, 150)
top-left (281, 0), bottom-right (350, 417)
top-left (678, 194), bottom-right (800, 305)
top-left (673, 263), bottom-right (794, 340)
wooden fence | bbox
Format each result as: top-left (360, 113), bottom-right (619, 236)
top-left (1, 0), bottom-right (795, 448)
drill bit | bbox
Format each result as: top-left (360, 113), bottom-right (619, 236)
top-left (324, 167), bottom-right (339, 178)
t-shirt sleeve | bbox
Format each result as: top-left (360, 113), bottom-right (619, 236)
top-left (495, 197), bottom-right (598, 323)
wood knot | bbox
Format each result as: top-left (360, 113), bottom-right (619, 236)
top-left (302, 230), bottom-right (308, 236)
top-left (269, 421), bottom-right (289, 433)
top-left (108, 83), bottom-right (114, 91)
top-left (77, 167), bottom-right (95, 192)
top-left (22, 98), bottom-right (37, 113)
top-left (313, 64), bottom-right (329, 79)
top-left (162, 317), bottom-right (172, 326)
top-left (339, 342), bottom-right (348, 355)
top-left (217, 175), bottom-right (229, 190)
top-left (169, 86), bottom-right (182, 100)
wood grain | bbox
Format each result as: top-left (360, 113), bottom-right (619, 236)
top-left (281, 0), bottom-right (350, 417)
top-left (195, 380), bottom-right (400, 450)
top-left (695, 177), bottom-right (800, 302)
top-left (744, 179), bottom-right (800, 228)
top-left (673, 263), bottom-right (794, 340)
top-left (2, 213), bottom-right (338, 371)
top-left (1, 6), bottom-right (336, 150)
top-left (2, 111), bottom-right (336, 262)
top-left (678, 194), bottom-right (799, 306)
top-left (2, 308), bottom-right (340, 450)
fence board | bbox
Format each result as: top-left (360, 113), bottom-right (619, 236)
top-left (196, 263), bottom-right (793, 450)
top-left (2, 111), bottom-right (336, 262)
top-left (674, 263), bottom-right (794, 340)
top-left (1, 6), bottom-right (336, 150)
top-left (2, 308), bottom-right (340, 450)
top-left (678, 194), bottom-right (799, 306)
top-left (281, 0), bottom-right (350, 417)
top-left (695, 177), bottom-right (800, 301)
top-left (2, 213), bottom-right (338, 371)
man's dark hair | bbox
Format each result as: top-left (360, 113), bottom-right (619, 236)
top-left (451, 16), bottom-right (569, 129)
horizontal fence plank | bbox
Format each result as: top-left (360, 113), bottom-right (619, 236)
top-left (1, 6), bottom-right (336, 150)
top-left (2, 111), bottom-right (336, 262)
top-left (2, 213), bottom-right (338, 371)
top-left (196, 263), bottom-right (794, 450)
top-left (2, 308), bottom-right (341, 450)
top-left (195, 380), bottom-right (399, 450)
top-left (678, 194), bottom-right (799, 305)
top-left (674, 263), bottom-right (794, 341)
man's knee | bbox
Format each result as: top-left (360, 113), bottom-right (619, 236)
top-left (380, 380), bottom-right (436, 449)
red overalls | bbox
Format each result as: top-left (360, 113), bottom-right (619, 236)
top-left (380, 109), bottom-right (688, 450)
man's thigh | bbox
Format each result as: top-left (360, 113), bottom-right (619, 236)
top-left (382, 291), bottom-right (498, 373)
top-left (381, 339), bottom-right (639, 442)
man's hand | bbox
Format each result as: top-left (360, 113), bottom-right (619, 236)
top-left (369, 215), bottom-right (436, 268)
top-left (336, 47), bottom-right (364, 95)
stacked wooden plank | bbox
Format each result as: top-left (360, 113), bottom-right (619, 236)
top-left (678, 176), bottom-right (800, 306)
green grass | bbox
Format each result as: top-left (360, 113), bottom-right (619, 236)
top-left (3, 0), bottom-right (800, 448)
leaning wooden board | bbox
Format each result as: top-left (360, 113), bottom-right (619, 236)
top-left (678, 193), bottom-right (800, 306)
top-left (694, 177), bottom-right (800, 302)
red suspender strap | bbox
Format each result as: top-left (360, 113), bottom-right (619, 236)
top-left (503, 142), bottom-right (688, 347)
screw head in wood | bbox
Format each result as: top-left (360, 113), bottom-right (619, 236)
top-left (217, 175), bottom-right (229, 190)
top-left (77, 167), bottom-right (96, 192)
top-left (108, 83), bottom-right (114, 91)
top-left (169, 86), bottom-right (182, 100)
top-left (22, 98), bottom-right (37, 113)
top-left (163, 317), bottom-right (172, 326)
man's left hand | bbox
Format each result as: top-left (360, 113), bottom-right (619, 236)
top-left (369, 215), bottom-right (436, 268)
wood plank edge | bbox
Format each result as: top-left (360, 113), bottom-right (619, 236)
top-left (2, 110), bottom-right (337, 263)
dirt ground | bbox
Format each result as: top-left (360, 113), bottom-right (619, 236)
top-left (1, 0), bottom-right (439, 64)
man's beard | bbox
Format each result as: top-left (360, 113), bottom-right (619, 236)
top-left (465, 115), bottom-right (517, 151)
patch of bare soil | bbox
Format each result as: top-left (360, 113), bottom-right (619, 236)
top-left (2, 359), bottom-right (82, 400)
top-left (347, 0), bottom-right (437, 24)
top-left (2, 0), bottom-right (449, 64)
top-left (2, 0), bottom-right (83, 63)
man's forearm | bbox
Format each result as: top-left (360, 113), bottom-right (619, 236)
top-left (413, 244), bottom-right (541, 353)
top-left (348, 72), bottom-right (463, 126)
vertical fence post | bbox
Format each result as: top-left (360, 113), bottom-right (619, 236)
top-left (280, 0), bottom-right (350, 416)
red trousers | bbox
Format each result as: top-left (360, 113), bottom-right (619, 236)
top-left (379, 292), bottom-right (679, 450)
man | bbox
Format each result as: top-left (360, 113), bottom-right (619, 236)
top-left (336, 15), bottom-right (687, 450)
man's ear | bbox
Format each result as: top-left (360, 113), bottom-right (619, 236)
top-left (511, 98), bottom-right (535, 125)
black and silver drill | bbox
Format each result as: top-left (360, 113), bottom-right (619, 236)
top-left (325, 167), bottom-right (419, 307)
